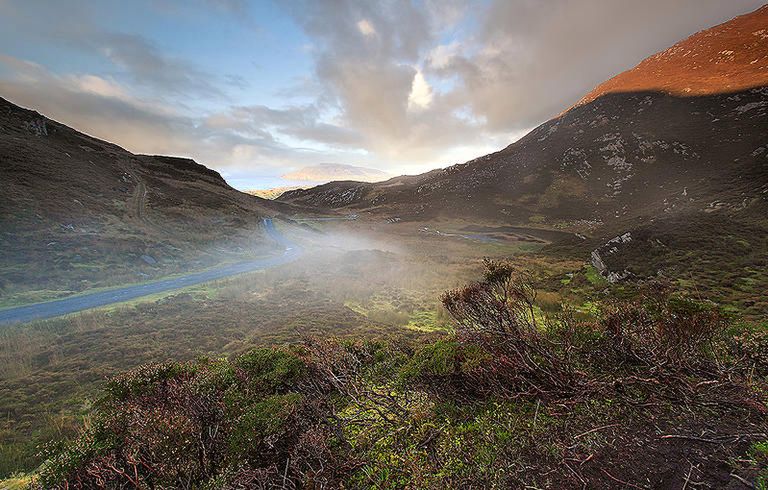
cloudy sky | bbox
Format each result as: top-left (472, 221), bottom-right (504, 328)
top-left (0, 0), bottom-right (763, 189)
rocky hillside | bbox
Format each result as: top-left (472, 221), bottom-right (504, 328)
top-left (0, 97), bottom-right (290, 303)
top-left (281, 85), bottom-right (768, 225)
top-left (279, 6), bottom-right (768, 314)
top-left (280, 5), bottom-right (768, 224)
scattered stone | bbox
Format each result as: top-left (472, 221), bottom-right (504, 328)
top-left (24, 118), bottom-right (47, 136)
top-left (591, 232), bottom-right (633, 283)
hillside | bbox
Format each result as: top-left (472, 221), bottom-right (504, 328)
top-left (279, 5), bottom-right (768, 315)
top-left (577, 4), bottom-right (768, 104)
top-left (0, 97), bottom-right (290, 304)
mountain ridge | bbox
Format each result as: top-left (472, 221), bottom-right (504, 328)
top-left (577, 4), bottom-right (768, 105)
top-left (277, 5), bottom-right (768, 315)
top-left (0, 95), bottom-right (292, 303)
top-left (282, 163), bottom-right (393, 183)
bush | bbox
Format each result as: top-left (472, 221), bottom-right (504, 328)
top-left (33, 264), bottom-right (764, 489)
top-left (227, 393), bottom-right (304, 459)
top-left (234, 348), bottom-right (306, 393)
top-left (750, 441), bottom-right (768, 490)
top-left (600, 282), bottom-right (726, 369)
top-left (441, 260), bottom-right (583, 397)
top-left (36, 348), bottom-right (323, 489)
top-left (734, 329), bottom-right (768, 375)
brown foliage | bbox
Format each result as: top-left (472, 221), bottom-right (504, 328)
top-left (441, 259), bottom-right (584, 398)
top-left (601, 282), bottom-right (726, 370)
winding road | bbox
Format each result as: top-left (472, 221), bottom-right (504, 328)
top-left (0, 219), bottom-right (301, 326)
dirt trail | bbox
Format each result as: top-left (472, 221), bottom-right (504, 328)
top-left (133, 179), bottom-right (147, 221)
top-left (124, 168), bottom-right (151, 226)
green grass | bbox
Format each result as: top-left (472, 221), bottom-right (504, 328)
top-left (583, 265), bottom-right (608, 287)
top-left (404, 310), bottom-right (451, 333)
top-left (0, 473), bottom-right (34, 489)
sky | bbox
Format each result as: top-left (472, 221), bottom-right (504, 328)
top-left (0, 0), bottom-right (764, 189)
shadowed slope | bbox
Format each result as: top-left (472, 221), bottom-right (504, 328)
top-left (0, 97), bottom-right (293, 304)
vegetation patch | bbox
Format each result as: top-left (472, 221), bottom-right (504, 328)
top-left (23, 260), bottom-right (767, 489)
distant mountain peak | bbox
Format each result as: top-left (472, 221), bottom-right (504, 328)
top-left (281, 163), bottom-right (392, 183)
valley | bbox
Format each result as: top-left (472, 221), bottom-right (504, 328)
top-left (0, 3), bottom-right (766, 488)
top-left (1, 216), bottom-right (578, 475)
top-left (0, 219), bottom-right (301, 325)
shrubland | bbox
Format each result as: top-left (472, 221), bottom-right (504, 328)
top-left (0, 227), bottom-right (541, 477)
top-left (25, 260), bottom-right (768, 489)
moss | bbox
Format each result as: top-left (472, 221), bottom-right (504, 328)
top-left (234, 348), bottom-right (306, 393)
top-left (583, 265), bottom-right (608, 287)
top-left (399, 340), bottom-right (491, 384)
top-left (404, 309), bottom-right (450, 332)
top-left (227, 393), bottom-right (303, 455)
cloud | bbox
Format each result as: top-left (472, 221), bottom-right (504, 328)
top-left (356, 19), bottom-right (376, 37)
top-left (407, 70), bottom-right (433, 111)
top-left (285, 0), bottom-right (485, 164)
top-left (0, 54), bottom-right (359, 177)
top-left (1, 0), bottom-right (764, 185)
top-left (427, 42), bottom-right (461, 70)
top-left (429, 0), bottom-right (767, 131)
top-left (282, 163), bottom-right (392, 183)
top-left (1, 0), bottom-right (223, 99)
top-left (93, 33), bottom-right (222, 97)
top-left (206, 104), bottom-right (364, 148)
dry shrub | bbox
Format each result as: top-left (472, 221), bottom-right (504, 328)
top-left (733, 329), bottom-right (768, 375)
top-left (601, 282), bottom-right (726, 370)
top-left (439, 261), bottom-right (745, 403)
top-left (441, 259), bottom-right (584, 398)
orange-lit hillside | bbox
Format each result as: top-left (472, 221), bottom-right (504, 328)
top-left (578, 4), bottom-right (768, 105)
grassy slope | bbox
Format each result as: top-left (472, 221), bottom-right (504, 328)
top-left (0, 97), bottom-right (290, 303)
top-left (1, 221), bottom-right (568, 476)
top-left (16, 272), bottom-right (768, 489)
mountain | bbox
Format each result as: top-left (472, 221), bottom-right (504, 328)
top-left (279, 5), bottom-right (768, 315)
top-left (246, 186), bottom-right (306, 200)
top-left (281, 163), bottom-right (392, 183)
top-left (577, 4), bottom-right (768, 105)
top-left (0, 96), bottom-right (289, 303)
top-left (280, 5), bottom-right (768, 222)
